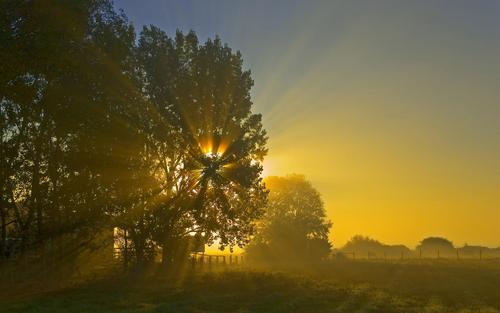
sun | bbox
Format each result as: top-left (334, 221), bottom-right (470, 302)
top-left (205, 151), bottom-right (223, 157)
top-left (199, 135), bottom-right (229, 157)
top-left (261, 158), bottom-right (272, 178)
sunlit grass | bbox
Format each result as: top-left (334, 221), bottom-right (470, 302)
top-left (2, 260), bottom-right (500, 313)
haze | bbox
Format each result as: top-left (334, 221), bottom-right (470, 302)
top-left (115, 0), bottom-right (500, 248)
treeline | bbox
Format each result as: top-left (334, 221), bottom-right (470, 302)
top-left (336, 235), bottom-right (500, 259)
top-left (0, 0), bottom-right (267, 268)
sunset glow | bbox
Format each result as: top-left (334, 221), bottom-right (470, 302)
top-left (116, 0), bottom-right (500, 248)
top-left (3, 1), bottom-right (500, 311)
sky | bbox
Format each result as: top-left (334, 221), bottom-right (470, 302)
top-left (114, 0), bottom-right (500, 248)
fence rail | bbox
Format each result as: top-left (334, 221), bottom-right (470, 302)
top-left (190, 253), bottom-right (244, 268)
top-left (339, 248), bottom-right (497, 261)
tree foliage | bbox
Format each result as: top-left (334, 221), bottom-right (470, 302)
top-left (246, 175), bottom-right (332, 263)
top-left (416, 237), bottom-right (455, 255)
top-left (0, 0), bottom-right (267, 268)
top-left (340, 235), bottom-right (411, 258)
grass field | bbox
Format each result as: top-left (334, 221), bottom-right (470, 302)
top-left (1, 260), bottom-right (500, 313)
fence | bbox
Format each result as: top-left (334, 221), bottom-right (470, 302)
top-left (339, 248), bottom-right (496, 261)
top-left (111, 245), bottom-right (245, 269)
top-left (0, 251), bottom-right (245, 288)
top-left (190, 253), bottom-right (245, 269)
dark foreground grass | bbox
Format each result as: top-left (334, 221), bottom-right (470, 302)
top-left (1, 260), bottom-right (500, 313)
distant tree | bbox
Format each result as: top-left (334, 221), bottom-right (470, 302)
top-left (458, 244), bottom-right (489, 257)
top-left (417, 237), bottom-right (455, 256)
top-left (247, 175), bottom-right (332, 263)
top-left (341, 235), bottom-right (410, 258)
top-left (342, 235), bottom-right (382, 254)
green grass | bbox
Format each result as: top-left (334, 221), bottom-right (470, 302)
top-left (1, 260), bottom-right (500, 313)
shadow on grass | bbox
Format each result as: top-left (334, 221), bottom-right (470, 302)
top-left (2, 261), bottom-right (500, 313)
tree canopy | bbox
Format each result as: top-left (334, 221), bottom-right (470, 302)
top-left (246, 175), bottom-right (332, 263)
top-left (417, 237), bottom-right (455, 254)
top-left (340, 235), bottom-right (410, 258)
top-left (0, 0), bottom-right (267, 268)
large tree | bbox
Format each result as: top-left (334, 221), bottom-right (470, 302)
top-left (1, 0), bottom-right (268, 272)
top-left (0, 0), bottom-right (144, 258)
top-left (136, 27), bottom-right (268, 265)
top-left (247, 175), bottom-right (332, 263)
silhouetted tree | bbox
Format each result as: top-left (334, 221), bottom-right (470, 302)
top-left (247, 175), bottom-right (331, 263)
top-left (1, 0), bottom-right (151, 260)
top-left (340, 235), bottom-right (410, 258)
top-left (417, 237), bottom-right (455, 256)
top-left (136, 27), bottom-right (268, 265)
top-left (1, 0), bottom-right (268, 272)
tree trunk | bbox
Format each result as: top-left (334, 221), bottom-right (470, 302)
top-left (0, 120), bottom-right (6, 259)
top-left (123, 228), bottom-right (129, 271)
top-left (47, 130), bottom-right (60, 239)
top-left (162, 237), bottom-right (179, 269)
top-left (0, 204), bottom-right (6, 259)
top-left (28, 148), bottom-right (43, 261)
top-left (33, 146), bottom-right (42, 242)
top-left (131, 230), bottom-right (145, 270)
top-left (162, 242), bottom-right (172, 267)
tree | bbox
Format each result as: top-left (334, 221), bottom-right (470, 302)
top-left (136, 27), bottom-right (268, 265)
top-left (1, 0), bottom-right (268, 273)
top-left (0, 0), bottom-right (144, 259)
top-left (417, 237), bottom-right (455, 256)
top-left (340, 235), bottom-right (411, 259)
top-left (247, 175), bottom-right (332, 263)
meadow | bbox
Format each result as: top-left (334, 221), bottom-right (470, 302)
top-left (1, 259), bottom-right (499, 313)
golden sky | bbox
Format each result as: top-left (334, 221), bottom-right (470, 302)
top-left (117, 0), bottom-right (500, 248)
